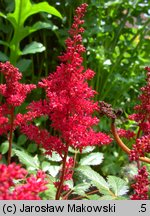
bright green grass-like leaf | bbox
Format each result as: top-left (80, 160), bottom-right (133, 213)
top-left (14, 149), bottom-right (40, 171)
top-left (22, 42), bottom-right (45, 55)
top-left (79, 153), bottom-right (104, 166)
top-left (0, 12), bottom-right (6, 18)
top-left (76, 166), bottom-right (109, 194)
top-left (107, 175), bottom-right (129, 196)
top-left (0, 141), bottom-right (9, 154)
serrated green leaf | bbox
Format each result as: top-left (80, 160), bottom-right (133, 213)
top-left (87, 194), bottom-right (101, 200)
top-left (79, 153), bottom-right (103, 166)
top-left (73, 183), bottom-right (90, 196)
top-left (82, 146), bottom-right (95, 153)
top-left (44, 183), bottom-right (56, 200)
top-left (76, 166), bottom-right (109, 194)
top-left (98, 195), bottom-right (115, 200)
top-left (22, 42), bottom-right (45, 55)
top-left (13, 149), bottom-right (40, 170)
top-left (48, 165), bottom-right (60, 177)
top-left (0, 141), bottom-right (9, 154)
top-left (46, 152), bottom-right (62, 162)
top-left (107, 175), bottom-right (129, 196)
top-left (41, 161), bottom-right (50, 172)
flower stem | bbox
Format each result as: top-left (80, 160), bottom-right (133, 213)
top-left (7, 106), bottom-right (15, 165)
top-left (111, 120), bottom-right (150, 164)
top-left (55, 143), bottom-right (69, 200)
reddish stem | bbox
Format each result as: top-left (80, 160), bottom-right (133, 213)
top-left (7, 106), bottom-right (15, 165)
top-left (55, 143), bottom-right (69, 200)
top-left (111, 120), bottom-right (150, 164)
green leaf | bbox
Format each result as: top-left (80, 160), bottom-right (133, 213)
top-left (41, 161), bottom-right (50, 172)
top-left (98, 195), bottom-right (115, 200)
top-left (79, 153), bottom-right (104, 166)
top-left (16, 59), bottom-right (32, 72)
top-left (87, 194), bottom-right (101, 200)
top-left (0, 40), bottom-right (10, 47)
top-left (73, 183), bottom-right (90, 196)
top-left (22, 41), bottom-right (45, 55)
top-left (0, 52), bottom-right (9, 61)
top-left (44, 183), bottom-right (56, 200)
top-left (82, 146), bottom-right (95, 153)
top-left (107, 176), bottom-right (129, 196)
top-left (0, 12), bottom-right (6, 18)
top-left (46, 152), bottom-right (62, 162)
top-left (27, 143), bottom-right (37, 153)
top-left (48, 165), bottom-right (60, 177)
top-left (17, 134), bottom-right (27, 146)
top-left (14, 149), bottom-right (40, 171)
top-left (7, 0), bottom-right (62, 28)
top-left (0, 141), bottom-right (9, 154)
top-left (76, 166), bottom-right (109, 194)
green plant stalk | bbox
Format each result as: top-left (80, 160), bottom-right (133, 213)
top-left (55, 143), bottom-right (69, 200)
top-left (100, 19), bottom-right (150, 101)
top-left (7, 106), bottom-right (15, 164)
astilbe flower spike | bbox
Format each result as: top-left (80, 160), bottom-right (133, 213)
top-left (0, 62), bottom-right (36, 164)
top-left (0, 62), bottom-right (36, 108)
top-left (20, 3), bottom-right (112, 154)
top-left (37, 3), bottom-right (112, 151)
top-left (129, 67), bottom-right (150, 162)
top-left (19, 3), bottom-right (112, 199)
top-left (130, 166), bottom-right (149, 200)
top-left (0, 163), bottom-right (48, 200)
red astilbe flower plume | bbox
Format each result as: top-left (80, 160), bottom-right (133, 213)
top-left (129, 68), bottom-right (150, 161)
top-left (130, 166), bottom-right (149, 200)
top-left (36, 3), bottom-right (112, 152)
top-left (0, 62), bottom-right (36, 135)
top-left (0, 163), bottom-right (48, 200)
top-left (0, 62), bottom-right (36, 107)
top-left (117, 128), bottom-right (135, 140)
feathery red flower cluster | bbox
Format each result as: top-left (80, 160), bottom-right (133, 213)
top-left (117, 128), bottom-right (135, 140)
top-left (130, 166), bottom-right (149, 200)
top-left (129, 67), bottom-right (150, 161)
top-left (0, 163), bottom-right (48, 200)
top-left (0, 62), bottom-right (36, 107)
top-left (0, 62), bottom-right (36, 135)
top-left (19, 3), bottom-right (112, 155)
top-left (128, 67), bottom-right (150, 200)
